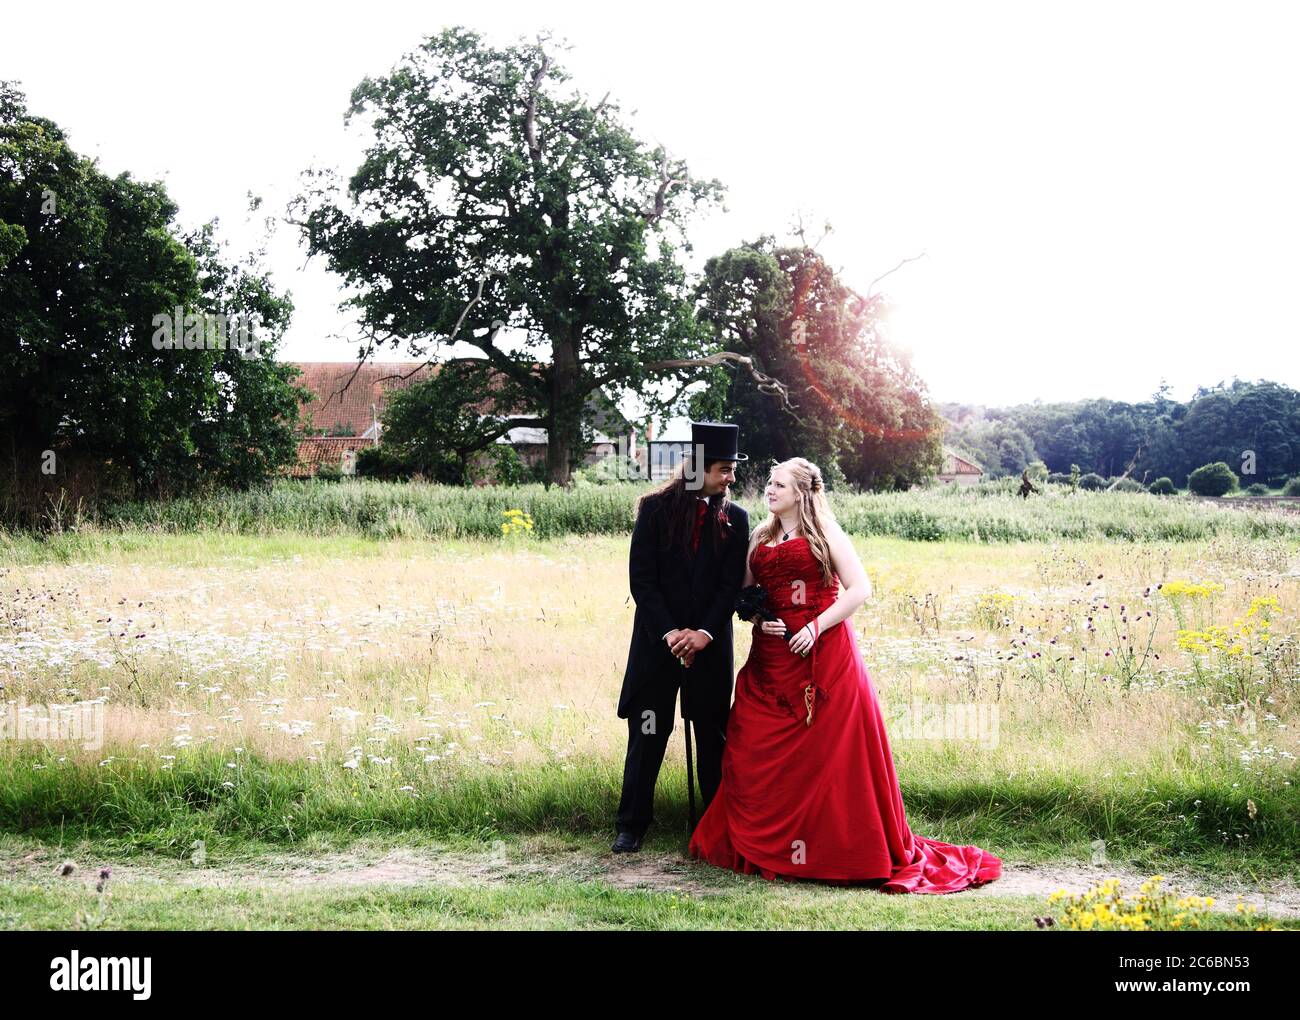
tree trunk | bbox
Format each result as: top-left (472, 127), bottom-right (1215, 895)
top-left (546, 328), bottom-right (580, 487)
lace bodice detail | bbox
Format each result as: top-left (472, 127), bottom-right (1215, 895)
top-left (750, 537), bottom-right (841, 614)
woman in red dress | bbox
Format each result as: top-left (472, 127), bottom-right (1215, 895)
top-left (688, 458), bottom-right (1002, 893)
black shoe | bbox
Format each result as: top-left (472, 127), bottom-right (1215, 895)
top-left (611, 830), bottom-right (644, 853)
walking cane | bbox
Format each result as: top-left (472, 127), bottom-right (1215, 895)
top-left (679, 662), bottom-right (698, 839)
top-left (684, 714), bottom-right (697, 837)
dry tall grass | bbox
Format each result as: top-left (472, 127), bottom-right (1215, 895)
top-left (3, 532), bottom-right (1296, 797)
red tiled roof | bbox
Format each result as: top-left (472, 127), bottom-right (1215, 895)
top-left (290, 362), bottom-right (433, 437)
top-left (289, 361), bottom-right (536, 437)
top-left (940, 448), bottom-right (983, 475)
top-left (282, 436), bottom-right (374, 478)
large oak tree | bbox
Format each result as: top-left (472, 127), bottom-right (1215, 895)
top-left (290, 27), bottom-right (783, 485)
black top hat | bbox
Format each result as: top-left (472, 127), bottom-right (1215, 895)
top-left (691, 420), bottom-right (748, 462)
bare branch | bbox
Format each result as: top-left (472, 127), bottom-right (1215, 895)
top-left (791, 211), bottom-right (833, 251)
top-left (583, 351), bottom-right (804, 423)
top-left (314, 326), bottom-right (385, 410)
top-left (639, 148), bottom-right (689, 225)
top-left (866, 252), bottom-right (927, 300)
top-left (448, 272), bottom-right (494, 345)
top-left (376, 274), bottom-right (540, 392)
top-left (318, 273), bottom-right (539, 421)
top-left (466, 414), bottom-right (548, 448)
top-left (1106, 444), bottom-right (1145, 490)
top-left (524, 43), bottom-right (553, 166)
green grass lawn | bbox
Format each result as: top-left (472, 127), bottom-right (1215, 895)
top-left (2, 503), bottom-right (1296, 929)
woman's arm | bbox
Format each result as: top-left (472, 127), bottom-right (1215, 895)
top-left (742, 529), bottom-right (761, 589)
top-left (788, 520), bottom-right (873, 652)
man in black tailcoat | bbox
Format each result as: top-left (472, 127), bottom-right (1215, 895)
top-left (612, 421), bottom-right (750, 852)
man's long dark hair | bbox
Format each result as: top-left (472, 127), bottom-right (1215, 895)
top-left (635, 455), bottom-right (735, 553)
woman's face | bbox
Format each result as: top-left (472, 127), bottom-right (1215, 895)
top-left (765, 467), bottom-right (799, 516)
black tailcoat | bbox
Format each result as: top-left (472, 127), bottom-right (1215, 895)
top-left (617, 491), bottom-right (750, 721)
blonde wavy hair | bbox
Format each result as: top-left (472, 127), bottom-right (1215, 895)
top-left (753, 457), bottom-right (838, 587)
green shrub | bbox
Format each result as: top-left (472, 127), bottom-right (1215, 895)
top-left (1079, 472), bottom-right (1106, 491)
top-left (358, 444), bottom-right (465, 485)
top-left (489, 445), bottom-right (531, 486)
top-left (1187, 461), bottom-right (1239, 497)
top-left (1148, 477), bottom-right (1176, 495)
top-left (1283, 477), bottom-right (1300, 497)
top-left (1108, 477), bottom-right (1144, 493)
top-left (1245, 482), bottom-right (1271, 496)
top-left (356, 446), bottom-right (416, 481)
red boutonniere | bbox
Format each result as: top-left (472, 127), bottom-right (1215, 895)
top-left (718, 509), bottom-right (731, 527)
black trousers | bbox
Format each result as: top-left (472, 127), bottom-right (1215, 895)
top-left (616, 672), bottom-right (728, 837)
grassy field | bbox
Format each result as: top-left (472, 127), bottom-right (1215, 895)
top-left (1, 492), bottom-right (1298, 929)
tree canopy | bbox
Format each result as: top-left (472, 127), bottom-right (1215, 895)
top-left (0, 80), bottom-right (305, 523)
top-left (694, 236), bottom-right (944, 489)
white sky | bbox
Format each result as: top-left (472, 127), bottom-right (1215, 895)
top-left (5, 0), bottom-right (1299, 408)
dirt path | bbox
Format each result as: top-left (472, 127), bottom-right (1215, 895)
top-left (962, 860), bottom-right (1300, 917)
top-left (8, 843), bottom-right (1298, 919)
top-left (598, 854), bottom-right (1300, 918)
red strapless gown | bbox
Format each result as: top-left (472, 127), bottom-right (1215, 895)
top-left (688, 537), bottom-right (1002, 893)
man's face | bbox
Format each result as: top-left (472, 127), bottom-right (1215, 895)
top-left (700, 460), bottom-right (737, 496)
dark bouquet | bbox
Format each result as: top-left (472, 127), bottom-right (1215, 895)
top-left (737, 584), bottom-right (818, 658)
top-left (735, 584), bottom-right (776, 622)
top-left (736, 585), bottom-right (788, 636)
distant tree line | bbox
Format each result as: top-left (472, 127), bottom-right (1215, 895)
top-left (942, 379), bottom-right (1300, 489)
